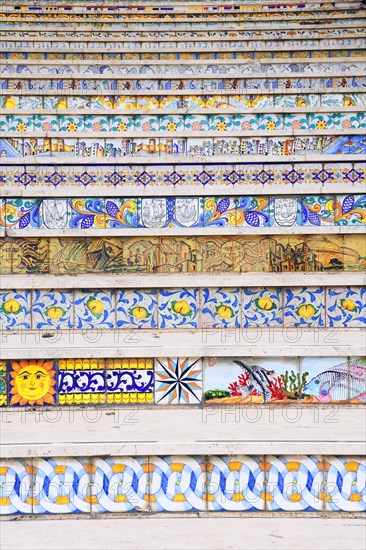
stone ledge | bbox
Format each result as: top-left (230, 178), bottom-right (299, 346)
top-left (1, 328), bottom-right (365, 359)
top-left (1, 406), bottom-right (365, 458)
top-left (1, 271), bottom-right (364, 289)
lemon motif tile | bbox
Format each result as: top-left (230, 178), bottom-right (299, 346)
top-left (74, 290), bottom-right (115, 329)
top-left (158, 288), bottom-right (199, 328)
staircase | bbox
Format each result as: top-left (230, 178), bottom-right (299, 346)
top-left (0, 1), bottom-right (365, 548)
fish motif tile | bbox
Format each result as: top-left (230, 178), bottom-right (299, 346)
top-left (300, 357), bottom-right (350, 403)
top-left (326, 287), bottom-right (366, 327)
top-left (242, 288), bottom-right (283, 327)
top-left (155, 357), bottom-right (203, 405)
top-left (32, 458), bottom-right (91, 514)
top-left (116, 290), bottom-right (157, 329)
top-left (0, 290), bottom-right (31, 330)
top-left (265, 455), bottom-right (324, 511)
top-left (90, 457), bottom-right (149, 513)
top-left (74, 290), bottom-right (115, 329)
top-left (207, 456), bottom-right (265, 511)
top-left (158, 288), bottom-right (198, 328)
top-left (201, 287), bottom-right (240, 328)
top-left (32, 289), bottom-right (73, 330)
top-left (284, 287), bottom-right (325, 327)
top-left (149, 456), bottom-right (206, 512)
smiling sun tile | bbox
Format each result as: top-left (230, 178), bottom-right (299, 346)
top-left (8, 360), bottom-right (57, 406)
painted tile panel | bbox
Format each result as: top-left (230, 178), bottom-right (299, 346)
top-left (0, 290), bottom-right (31, 330)
top-left (0, 459), bottom-right (33, 515)
top-left (323, 457), bottom-right (366, 512)
top-left (326, 287), bottom-right (366, 328)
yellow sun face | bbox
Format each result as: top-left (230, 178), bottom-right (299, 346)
top-left (9, 360), bottom-right (56, 406)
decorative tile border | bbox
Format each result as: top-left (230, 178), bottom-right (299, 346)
top-left (3, 112), bottom-right (365, 133)
top-left (1, 455), bottom-right (365, 515)
top-left (1, 195), bottom-right (365, 231)
top-left (1, 286), bottom-right (365, 331)
top-left (1, 162), bottom-right (364, 190)
top-left (0, 356), bottom-right (364, 407)
top-left (2, 135), bottom-right (364, 160)
top-left (0, 235), bottom-right (365, 274)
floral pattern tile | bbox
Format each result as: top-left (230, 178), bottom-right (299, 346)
top-left (74, 290), bottom-right (115, 329)
top-left (201, 287), bottom-right (240, 328)
top-left (284, 287), bottom-right (325, 327)
top-left (158, 288), bottom-right (198, 328)
top-left (326, 287), bottom-right (366, 327)
top-left (32, 289), bottom-right (73, 329)
top-left (0, 290), bottom-right (31, 330)
top-left (116, 289), bottom-right (157, 328)
top-left (242, 288), bottom-right (283, 327)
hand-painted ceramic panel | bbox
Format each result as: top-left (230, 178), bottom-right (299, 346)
top-left (1, 455), bottom-right (364, 515)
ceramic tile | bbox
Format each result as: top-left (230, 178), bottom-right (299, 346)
top-left (201, 287), bottom-right (240, 328)
top-left (116, 290), bottom-right (157, 329)
top-left (203, 197), bottom-right (238, 228)
top-left (207, 456), bottom-right (265, 511)
top-left (301, 196), bottom-right (335, 226)
top-left (284, 287), bottom-right (325, 327)
top-left (155, 358), bottom-right (203, 405)
top-left (8, 359), bottom-right (57, 407)
top-left (0, 290), bottom-right (31, 330)
top-left (39, 199), bottom-right (69, 230)
top-left (49, 238), bottom-right (87, 275)
top-left (91, 457), bottom-right (149, 513)
top-left (323, 457), bottom-right (366, 511)
top-left (242, 288), bottom-right (283, 327)
top-left (335, 195), bottom-right (366, 226)
top-left (32, 289), bottom-right (73, 330)
top-left (326, 287), bottom-right (366, 327)
top-left (265, 455), bottom-right (324, 511)
top-left (0, 361), bottom-right (7, 406)
top-left (343, 235), bottom-right (366, 272)
top-left (159, 238), bottom-right (200, 273)
top-left (300, 357), bottom-right (349, 403)
top-left (0, 459), bottom-right (33, 515)
top-left (2, 199), bottom-right (40, 230)
top-left (106, 358), bottom-right (154, 405)
top-left (57, 358), bottom-right (106, 406)
top-left (32, 458), bottom-right (91, 514)
top-left (74, 290), bottom-right (115, 329)
top-left (149, 456), bottom-right (206, 512)
top-left (204, 357), bottom-right (300, 405)
top-left (12, 238), bottom-right (49, 274)
top-left (123, 237), bottom-right (160, 273)
top-left (158, 288), bottom-right (199, 328)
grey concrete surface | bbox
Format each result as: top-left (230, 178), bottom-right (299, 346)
top-left (1, 517), bottom-right (365, 550)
